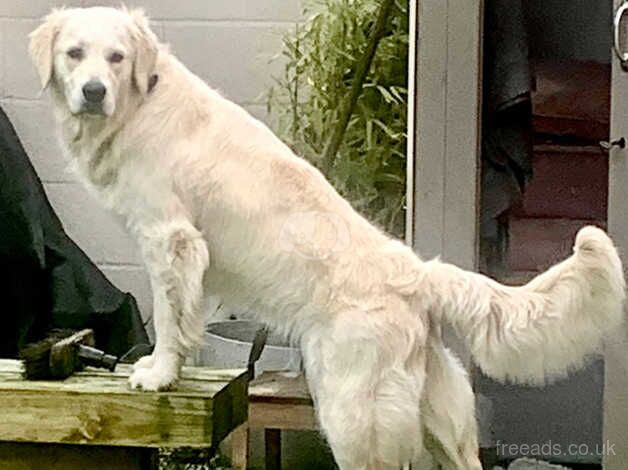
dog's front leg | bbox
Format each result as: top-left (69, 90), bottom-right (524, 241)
top-left (129, 220), bottom-right (209, 391)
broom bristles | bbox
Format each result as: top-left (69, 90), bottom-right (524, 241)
top-left (19, 329), bottom-right (75, 380)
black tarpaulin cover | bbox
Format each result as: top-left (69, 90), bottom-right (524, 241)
top-left (0, 104), bottom-right (148, 358)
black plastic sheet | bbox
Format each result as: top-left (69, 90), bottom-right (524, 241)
top-left (0, 105), bottom-right (148, 357)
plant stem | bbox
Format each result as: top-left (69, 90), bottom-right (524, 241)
top-left (291, 23), bottom-right (300, 143)
top-left (321, 0), bottom-right (395, 173)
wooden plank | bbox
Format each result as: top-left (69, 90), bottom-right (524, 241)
top-left (533, 144), bottom-right (606, 154)
top-left (211, 367), bottom-right (249, 450)
top-left (604, 3), bottom-right (628, 468)
top-left (413, 0), bottom-right (482, 269)
top-left (513, 147), bottom-right (608, 220)
top-left (0, 359), bottom-right (247, 449)
top-left (264, 429), bottom-right (281, 470)
top-left (0, 360), bottom-right (244, 388)
top-left (0, 442), bottom-right (158, 470)
top-left (508, 217), bottom-right (603, 271)
top-left (413, 0), bottom-right (448, 258)
top-left (249, 371), bottom-right (312, 406)
top-left (405, 0), bottom-right (418, 245)
top-left (442, 0), bottom-right (483, 272)
top-left (249, 402), bottom-right (318, 431)
top-left (532, 60), bottom-right (610, 141)
top-left (230, 424), bottom-right (249, 470)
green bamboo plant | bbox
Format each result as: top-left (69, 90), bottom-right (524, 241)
top-left (267, 0), bottom-right (409, 238)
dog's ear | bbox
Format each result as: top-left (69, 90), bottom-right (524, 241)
top-left (29, 9), bottom-right (65, 90)
top-left (129, 8), bottom-right (158, 95)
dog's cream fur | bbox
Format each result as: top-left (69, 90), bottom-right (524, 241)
top-left (30, 7), bottom-right (626, 469)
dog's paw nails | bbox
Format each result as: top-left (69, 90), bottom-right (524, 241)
top-left (128, 367), bottom-right (178, 391)
top-left (132, 354), bottom-right (155, 371)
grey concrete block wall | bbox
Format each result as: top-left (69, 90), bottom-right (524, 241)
top-left (0, 1), bottom-right (301, 336)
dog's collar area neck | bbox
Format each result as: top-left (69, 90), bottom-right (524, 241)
top-left (147, 74), bottom-right (159, 94)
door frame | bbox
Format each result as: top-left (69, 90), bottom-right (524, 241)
top-left (604, 1), bottom-right (628, 468)
top-left (406, 0), bottom-right (483, 271)
top-left (406, 0), bottom-right (484, 369)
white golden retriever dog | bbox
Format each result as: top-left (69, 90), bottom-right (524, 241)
top-left (30, 7), bottom-right (626, 470)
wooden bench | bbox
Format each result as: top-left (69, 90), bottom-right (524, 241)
top-left (231, 370), bottom-right (316, 470)
top-left (0, 359), bottom-right (247, 469)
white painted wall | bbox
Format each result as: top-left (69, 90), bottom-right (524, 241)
top-left (0, 1), bottom-right (301, 335)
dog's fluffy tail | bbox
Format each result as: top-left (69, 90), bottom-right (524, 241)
top-left (424, 225), bottom-right (625, 385)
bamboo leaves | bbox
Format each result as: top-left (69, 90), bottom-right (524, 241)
top-left (268, 0), bottom-right (409, 237)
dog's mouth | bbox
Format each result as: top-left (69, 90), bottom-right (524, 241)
top-left (76, 102), bottom-right (107, 117)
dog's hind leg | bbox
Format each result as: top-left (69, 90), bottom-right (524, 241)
top-left (306, 313), bottom-right (426, 470)
top-left (420, 337), bottom-right (482, 470)
top-left (129, 218), bottom-right (209, 391)
top-left (318, 372), bottom-right (422, 470)
top-left (317, 380), bottom-right (422, 470)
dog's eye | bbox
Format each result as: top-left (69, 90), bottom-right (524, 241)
top-left (109, 52), bottom-right (124, 64)
top-left (67, 47), bottom-right (84, 60)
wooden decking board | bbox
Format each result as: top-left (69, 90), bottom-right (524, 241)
top-left (249, 371), bottom-right (312, 406)
top-left (0, 359), bottom-right (247, 449)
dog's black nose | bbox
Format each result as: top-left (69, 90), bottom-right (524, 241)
top-left (82, 80), bottom-right (106, 103)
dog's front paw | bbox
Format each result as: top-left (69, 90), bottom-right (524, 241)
top-left (132, 354), bottom-right (155, 371)
top-left (129, 366), bottom-right (178, 391)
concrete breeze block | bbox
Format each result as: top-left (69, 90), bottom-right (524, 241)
top-left (1, 19), bottom-right (42, 99)
top-left (163, 21), bottom-right (291, 104)
top-left (101, 265), bottom-right (153, 333)
top-left (1, 98), bottom-right (74, 182)
top-left (80, 0), bottom-right (302, 22)
top-left (43, 182), bottom-right (144, 265)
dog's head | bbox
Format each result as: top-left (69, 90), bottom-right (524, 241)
top-left (29, 7), bottom-right (158, 118)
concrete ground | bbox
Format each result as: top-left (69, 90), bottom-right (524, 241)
top-left (494, 458), bottom-right (573, 470)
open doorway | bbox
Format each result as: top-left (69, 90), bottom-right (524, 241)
top-left (478, 1), bottom-right (613, 467)
top-left (480, 1), bottom-right (612, 283)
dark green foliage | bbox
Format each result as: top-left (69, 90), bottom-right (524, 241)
top-left (160, 448), bottom-right (231, 470)
top-left (268, 0), bottom-right (409, 238)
